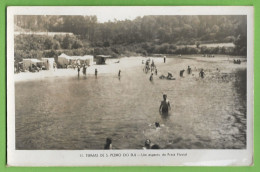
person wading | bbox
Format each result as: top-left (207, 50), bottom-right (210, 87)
top-left (159, 94), bottom-right (171, 114)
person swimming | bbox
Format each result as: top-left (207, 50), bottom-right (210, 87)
top-left (155, 122), bottom-right (160, 128)
top-left (143, 139), bottom-right (151, 149)
top-left (159, 94), bottom-right (171, 113)
top-left (167, 72), bottom-right (173, 79)
top-left (180, 70), bottom-right (185, 77)
top-left (104, 138), bottom-right (112, 150)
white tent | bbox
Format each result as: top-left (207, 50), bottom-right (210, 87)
top-left (22, 59), bottom-right (42, 70)
top-left (42, 58), bottom-right (55, 70)
top-left (58, 53), bottom-right (94, 68)
top-left (57, 53), bottom-right (73, 68)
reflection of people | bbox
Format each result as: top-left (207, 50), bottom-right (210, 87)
top-left (104, 138), bottom-right (112, 150)
top-left (159, 94), bottom-right (171, 113)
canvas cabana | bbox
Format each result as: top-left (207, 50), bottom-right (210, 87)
top-left (95, 55), bottom-right (111, 65)
top-left (57, 53), bottom-right (72, 68)
top-left (58, 53), bottom-right (94, 68)
top-left (22, 59), bottom-right (43, 70)
top-left (42, 58), bottom-right (55, 70)
top-left (77, 55), bottom-right (94, 66)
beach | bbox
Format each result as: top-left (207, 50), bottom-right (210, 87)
top-left (14, 55), bottom-right (246, 82)
top-left (14, 57), bottom-right (163, 82)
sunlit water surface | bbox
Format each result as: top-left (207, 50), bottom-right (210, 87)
top-left (15, 56), bottom-right (247, 149)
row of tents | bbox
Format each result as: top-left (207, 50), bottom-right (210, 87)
top-left (21, 53), bottom-right (111, 71)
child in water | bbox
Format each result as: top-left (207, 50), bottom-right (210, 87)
top-left (159, 94), bottom-right (171, 113)
top-left (150, 73), bottom-right (153, 81)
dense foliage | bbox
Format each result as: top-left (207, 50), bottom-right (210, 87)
top-left (14, 15), bottom-right (247, 62)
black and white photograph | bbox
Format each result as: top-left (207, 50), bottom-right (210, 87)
top-left (7, 6), bottom-right (253, 166)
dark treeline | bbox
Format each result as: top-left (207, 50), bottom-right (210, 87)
top-left (14, 15), bottom-right (247, 62)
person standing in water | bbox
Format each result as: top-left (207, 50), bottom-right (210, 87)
top-left (104, 138), bottom-right (112, 150)
top-left (83, 64), bottom-right (86, 75)
top-left (187, 66), bottom-right (191, 74)
top-left (95, 68), bottom-right (98, 78)
top-left (199, 69), bottom-right (205, 78)
top-left (77, 65), bottom-right (80, 77)
top-left (118, 69), bottom-right (121, 78)
top-left (159, 94), bottom-right (171, 113)
top-left (163, 56), bottom-right (166, 63)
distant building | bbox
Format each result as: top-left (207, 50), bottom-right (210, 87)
top-left (57, 53), bottom-right (94, 68)
top-left (14, 31), bottom-right (74, 37)
top-left (95, 55), bottom-right (111, 65)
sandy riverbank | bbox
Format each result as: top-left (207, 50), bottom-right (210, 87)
top-left (14, 57), bottom-right (159, 82)
top-left (14, 55), bottom-right (246, 82)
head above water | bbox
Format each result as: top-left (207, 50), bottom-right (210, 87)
top-left (163, 94), bottom-right (167, 99)
top-left (106, 138), bottom-right (112, 144)
top-left (145, 139), bottom-right (151, 147)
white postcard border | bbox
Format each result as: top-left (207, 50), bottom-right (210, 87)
top-left (7, 6), bottom-right (254, 166)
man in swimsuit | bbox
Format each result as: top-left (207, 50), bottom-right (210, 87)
top-left (159, 94), bottom-right (171, 113)
top-left (199, 69), bottom-right (205, 78)
top-left (187, 66), bottom-right (191, 74)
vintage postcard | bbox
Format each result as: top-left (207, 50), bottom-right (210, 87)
top-left (7, 6), bottom-right (253, 166)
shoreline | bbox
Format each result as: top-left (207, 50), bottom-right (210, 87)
top-left (14, 57), bottom-right (151, 82)
top-left (14, 55), bottom-right (246, 82)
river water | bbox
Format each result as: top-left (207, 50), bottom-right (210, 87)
top-left (15, 56), bottom-right (247, 149)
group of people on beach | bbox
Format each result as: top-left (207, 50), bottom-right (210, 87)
top-left (144, 56), bottom-right (208, 81)
top-left (76, 63), bottom-right (100, 78)
top-left (233, 59), bottom-right (242, 64)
